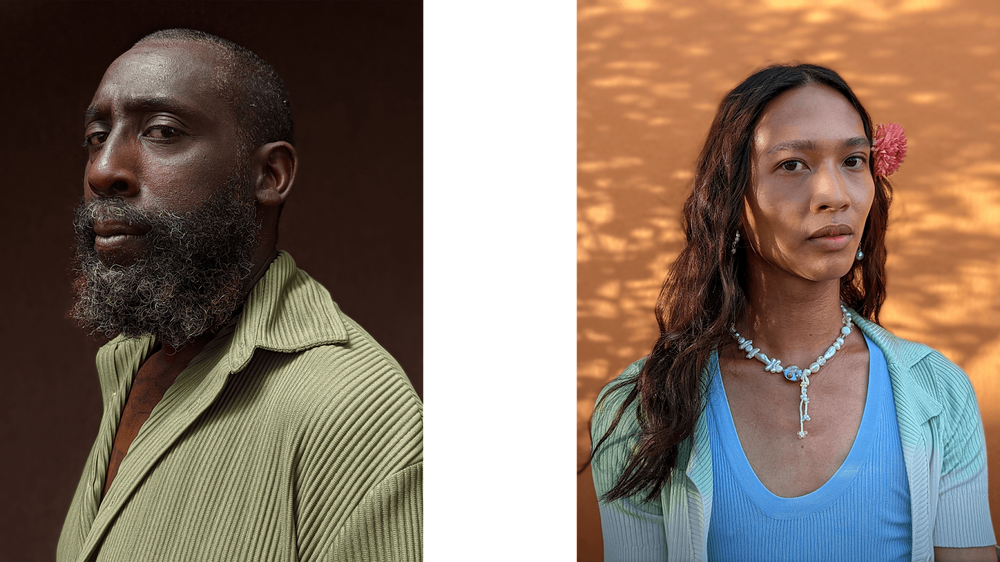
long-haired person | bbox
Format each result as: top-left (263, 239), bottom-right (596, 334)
top-left (590, 64), bottom-right (995, 561)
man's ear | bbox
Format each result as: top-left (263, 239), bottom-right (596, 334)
top-left (252, 142), bottom-right (296, 207)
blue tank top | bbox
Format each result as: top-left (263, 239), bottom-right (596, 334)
top-left (705, 333), bottom-right (911, 561)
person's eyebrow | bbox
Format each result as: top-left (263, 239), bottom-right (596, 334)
top-left (84, 97), bottom-right (196, 124)
top-left (842, 136), bottom-right (870, 149)
top-left (83, 105), bottom-right (103, 123)
top-left (767, 139), bottom-right (816, 155)
top-left (766, 136), bottom-right (871, 155)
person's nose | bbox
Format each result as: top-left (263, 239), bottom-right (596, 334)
top-left (811, 160), bottom-right (850, 213)
top-left (85, 131), bottom-right (140, 198)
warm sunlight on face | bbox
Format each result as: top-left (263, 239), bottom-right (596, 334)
top-left (745, 84), bottom-right (875, 284)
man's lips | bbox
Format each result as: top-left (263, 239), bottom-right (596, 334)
top-left (93, 220), bottom-right (151, 264)
top-left (93, 220), bottom-right (151, 238)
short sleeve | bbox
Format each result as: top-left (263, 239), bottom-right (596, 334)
top-left (591, 359), bottom-right (668, 562)
top-left (930, 354), bottom-right (995, 547)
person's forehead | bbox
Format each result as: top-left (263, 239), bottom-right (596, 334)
top-left (755, 84), bottom-right (865, 144)
top-left (90, 40), bottom-right (230, 115)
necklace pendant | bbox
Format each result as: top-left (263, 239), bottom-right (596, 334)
top-left (729, 304), bottom-right (852, 439)
top-left (783, 366), bottom-right (801, 381)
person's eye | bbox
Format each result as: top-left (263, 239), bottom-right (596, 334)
top-left (780, 160), bottom-right (804, 172)
top-left (82, 131), bottom-right (108, 147)
top-left (145, 125), bottom-right (182, 139)
top-left (844, 155), bottom-right (866, 168)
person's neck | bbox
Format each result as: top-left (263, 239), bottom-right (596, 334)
top-left (154, 332), bottom-right (213, 361)
top-left (738, 263), bottom-right (847, 368)
top-left (240, 246), bottom-right (279, 304)
top-left (220, 246), bottom-right (279, 333)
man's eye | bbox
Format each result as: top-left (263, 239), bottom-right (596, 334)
top-left (83, 132), bottom-right (107, 147)
top-left (146, 126), bottom-right (181, 139)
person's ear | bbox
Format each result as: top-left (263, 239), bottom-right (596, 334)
top-left (252, 142), bottom-right (296, 207)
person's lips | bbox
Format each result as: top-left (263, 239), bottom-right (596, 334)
top-left (93, 219), bottom-right (151, 239)
top-left (809, 224), bottom-right (853, 239)
top-left (93, 220), bottom-right (152, 264)
top-left (808, 224), bottom-right (854, 251)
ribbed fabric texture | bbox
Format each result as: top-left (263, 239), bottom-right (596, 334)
top-left (591, 315), bottom-right (994, 562)
top-left (705, 335), bottom-right (911, 561)
top-left (57, 252), bottom-right (423, 562)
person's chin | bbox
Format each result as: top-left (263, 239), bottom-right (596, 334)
top-left (789, 257), bottom-right (855, 284)
top-left (94, 233), bottom-right (148, 267)
top-left (815, 261), bottom-right (856, 283)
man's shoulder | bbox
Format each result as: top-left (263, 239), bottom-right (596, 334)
top-left (237, 304), bottom-right (422, 475)
top-left (264, 310), bottom-right (419, 408)
top-left (239, 251), bottom-right (419, 405)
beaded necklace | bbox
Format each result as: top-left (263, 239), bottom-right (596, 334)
top-left (729, 304), bottom-right (854, 439)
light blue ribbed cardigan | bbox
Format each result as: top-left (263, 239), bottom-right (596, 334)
top-left (592, 314), bottom-right (994, 562)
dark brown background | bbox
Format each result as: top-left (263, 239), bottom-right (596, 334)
top-left (0, 2), bottom-right (421, 559)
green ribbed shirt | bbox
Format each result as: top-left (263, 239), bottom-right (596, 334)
top-left (57, 251), bottom-right (423, 562)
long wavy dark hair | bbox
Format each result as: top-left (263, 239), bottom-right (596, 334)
top-left (590, 63), bottom-right (892, 504)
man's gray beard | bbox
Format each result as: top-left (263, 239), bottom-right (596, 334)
top-left (71, 173), bottom-right (259, 349)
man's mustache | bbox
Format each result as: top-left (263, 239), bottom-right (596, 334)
top-left (76, 198), bottom-right (155, 233)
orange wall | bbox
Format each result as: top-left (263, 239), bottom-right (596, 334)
top-left (578, 0), bottom-right (1000, 558)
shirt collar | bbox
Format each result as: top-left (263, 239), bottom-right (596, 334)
top-left (852, 312), bottom-right (933, 369)
top-left (225, 250), bottom-right (349, 373)
top-left (852, 312), bottom-right (942, 423)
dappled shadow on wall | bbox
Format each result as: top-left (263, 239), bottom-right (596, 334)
top-left (578, 0), bottom-right (1000, 559)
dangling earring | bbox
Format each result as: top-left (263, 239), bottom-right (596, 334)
top-left (856, 248), bottom-right (864, 261)
top-left (731, 231), bottom-right (740, 255)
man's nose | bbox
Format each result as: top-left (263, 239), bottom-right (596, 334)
top-left (811, 161), bottom-right (850, 212)
top-left (86, 132), bottom-right (140, 198)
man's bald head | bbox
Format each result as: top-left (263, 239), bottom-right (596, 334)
top-left (136, 28), bottom-right (294, 152)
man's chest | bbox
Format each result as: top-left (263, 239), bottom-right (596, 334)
top-left (103, 345), bottom-right (201, 497)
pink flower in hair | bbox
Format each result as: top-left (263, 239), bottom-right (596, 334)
top-left (872, 122), bottom-right (906, 178)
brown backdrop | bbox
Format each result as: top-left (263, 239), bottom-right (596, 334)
top-left (0, 2), bottom-right (421, 560)
top-left (578, 0), bottom-right (1000, 558)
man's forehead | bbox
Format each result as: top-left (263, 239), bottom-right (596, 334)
top-left (90, 41), bottom-right (228, 111)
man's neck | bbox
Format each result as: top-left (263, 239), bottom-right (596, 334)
top-left (155, 332), bottom-right (214, 360)
top-left (241, 247), bottom-right (279, 303)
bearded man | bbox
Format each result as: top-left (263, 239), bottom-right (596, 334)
top-left (57, 29), bottom-right (422, 562)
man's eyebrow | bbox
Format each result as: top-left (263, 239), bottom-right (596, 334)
top-left (83, 97), bottom-right (195, 123)
top-left (766, 136), bottom-right (871, 155)
top-left (84, 105), bottom-right (103, 122)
